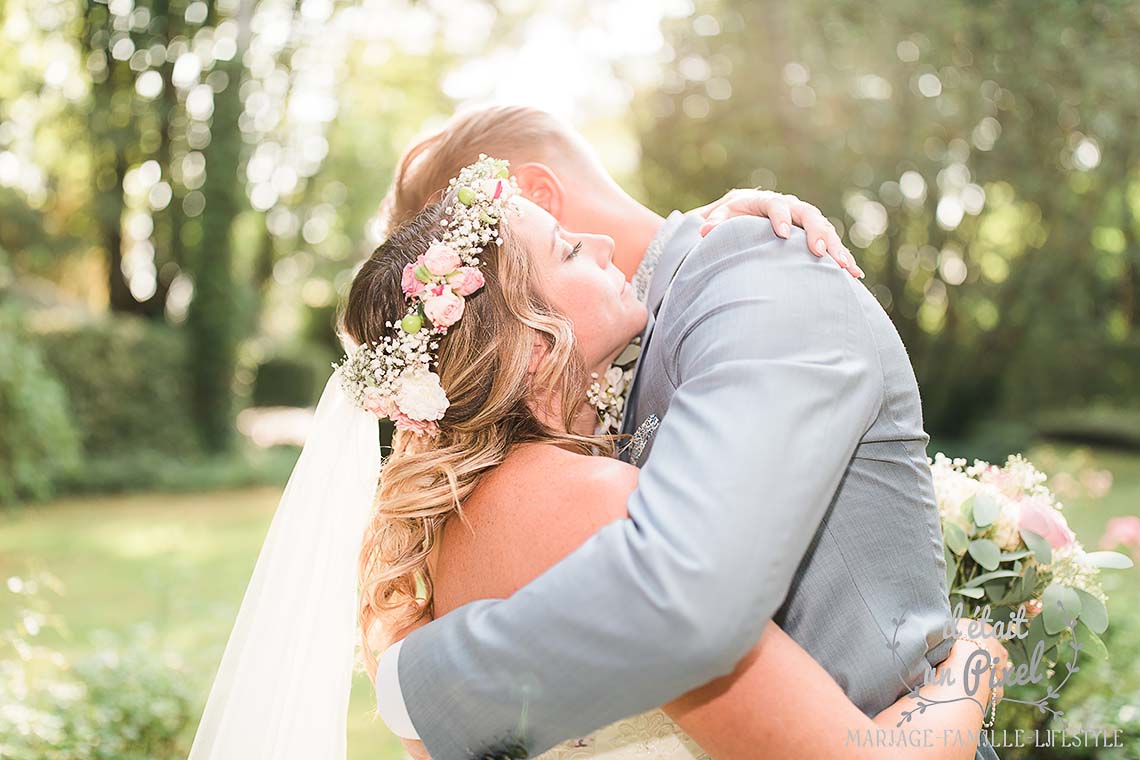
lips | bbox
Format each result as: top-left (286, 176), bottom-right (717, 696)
top-left (609, 266), bottom-right (627, 295)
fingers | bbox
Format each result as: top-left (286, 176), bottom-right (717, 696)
top-left (794, 204), bottom-right (863, 279)
top-left (698, 206), bottom-right (731, 237)
top-left (697, 192), bottom-right (865, 279)
top-left (766, 198), bottom-right (794, 239)
top-left (694, 187), bottom-right (749, 220)
top-left (700, 192), bottom-right (789, 237)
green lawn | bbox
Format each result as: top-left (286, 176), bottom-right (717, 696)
top-left (1, 444), bottom-right (1138, 759)
top-left (0, 487), bottom-right (407, 760)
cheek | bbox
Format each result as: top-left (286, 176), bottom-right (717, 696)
top-left (552, 272), bottom-right (612, 324)
top-left (549, 280), bottom-right (611, 351)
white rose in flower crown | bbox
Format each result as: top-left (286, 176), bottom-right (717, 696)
top-left (394, 371), bottom-right (449, 421)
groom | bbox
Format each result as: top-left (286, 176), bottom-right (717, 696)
top-left (373, 106), bottom-right (985, 759)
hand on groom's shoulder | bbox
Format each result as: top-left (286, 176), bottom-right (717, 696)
top-left (672, 213), bottom-right (864, 324)
top-left (688, 213), bottom-right (849, 281)
top-left (657, 212), bottom-right (880, 387)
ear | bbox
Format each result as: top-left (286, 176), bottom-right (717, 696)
top-left (512, 162), bottom-right (564, 219)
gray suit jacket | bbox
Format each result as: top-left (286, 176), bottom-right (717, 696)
top-left (395, 214), bottom-right (957, 759)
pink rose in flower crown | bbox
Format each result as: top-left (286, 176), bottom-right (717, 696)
top-left (448, 266), bottom-right (485, 297)
top-left (361, 387), bottom-right (394, 418)
top-left (390, 410), bottom-right (439, 437)
top-left (423, 242), bottom-right (461, 277)
top-left (401, 261), bottom-right (425, 297)
top-left (423, 286), bottom-right (465, 327)
top-left (1018, 495), bottom-right (1075, 550)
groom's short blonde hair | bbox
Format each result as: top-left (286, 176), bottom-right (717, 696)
top-left (380, 105), bottom-right (583, 232)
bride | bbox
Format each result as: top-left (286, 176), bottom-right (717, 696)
top-left (188, 157), bottom-right (1006, 760)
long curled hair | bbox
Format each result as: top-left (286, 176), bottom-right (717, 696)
top-left (343, 192), bottom-right (611, 677)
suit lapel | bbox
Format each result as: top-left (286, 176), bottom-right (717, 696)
top-left (644, 212), bottom-right (705, 321)
top-left (619, 212), bottom-right (705, 438)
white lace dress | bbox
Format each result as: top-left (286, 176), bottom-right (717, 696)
top-left (537, 708), bottom-right (711, 759)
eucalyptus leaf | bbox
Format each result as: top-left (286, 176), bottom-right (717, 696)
top-left (1073, 589), bottom-right (1108, 634)
top-left (1019, 565), bottom-right (1038, 600)
top-left (1083, 551), bottom-right (1134, 570)
top-left (1022, 612), bottom-right (1059, 667)
top-left (1042, 584), bottom-right (1082, 635)
top-left (952, 587), bottom-right (986, 599)
top-left (984, 580), bottom-right (1009, 602)
top-left (1020, 529), bottom-right (1052, 565)
top-left (943, 522), bottom-right (969, 556)
top-left (1076, 621), bottom-right (1109, 660)
top-left (964, 569), bottom-right (1021, 588)
top-left (972, 493), bottom-right (1000, 528)
top-left (1001, 549), bottom-right (1033, 561)
top-left (968, 538), bottom-right (1002, 571)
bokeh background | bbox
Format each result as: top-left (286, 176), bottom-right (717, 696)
top-left (2, 0), bottom-right (1140, 757)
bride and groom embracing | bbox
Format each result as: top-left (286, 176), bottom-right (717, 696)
top-left (189, 105), bottom-right (1006, 760)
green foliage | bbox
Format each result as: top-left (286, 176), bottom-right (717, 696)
top-left (53, 444), bottom-right (300, 497)
top-left (36, 316), bottom-right (198, 459)
top-left (641, 0), bottom-right (1140, 439)
top-left (0, 576), bottom-right (197, 760)
top-left (1038, 407), bottom-right (1140, 450)
top-left (992, 588), bottom-right (1140, 759)
top-left (186, 52), bottom-right (246, 454)
top-left (252, 344), bottom-right (338, 408)
top-left (0, 313), bottom-right (80, 505)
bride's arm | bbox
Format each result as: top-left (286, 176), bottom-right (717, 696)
top-left (665, 621), bottom-right (1005, 760)
top-left (395, 451), bottom-right (1000, 759)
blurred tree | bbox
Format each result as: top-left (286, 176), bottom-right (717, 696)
top-left (638, 0), bottom-right (1140, 438)
top-left (184, 0), bottom-right (250, 451)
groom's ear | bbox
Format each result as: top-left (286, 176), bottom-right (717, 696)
top-left (512, 162), bottom-right (564, 219)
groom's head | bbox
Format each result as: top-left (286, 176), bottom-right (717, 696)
top-left (381, 105), bottom-right (632, 237)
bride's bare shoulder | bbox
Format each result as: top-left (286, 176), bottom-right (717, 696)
top-left (432, 444), bottom-right (638, 613)
top-left (461, 443), bottom-right (638, 543)
top-left (494, 442), bottom-right (638, 503)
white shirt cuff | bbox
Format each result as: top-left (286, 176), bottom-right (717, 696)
top-left (375, 638), bottom-right (420, 740)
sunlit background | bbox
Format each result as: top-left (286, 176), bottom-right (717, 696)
top-left (2, 0), bottom-right (1139, 758)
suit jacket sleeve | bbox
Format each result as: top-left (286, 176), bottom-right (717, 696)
top-left (394, 218), bottom-right (886, 759)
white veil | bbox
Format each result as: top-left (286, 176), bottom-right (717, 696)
top-left (188, 370), bottom-right (383, 759)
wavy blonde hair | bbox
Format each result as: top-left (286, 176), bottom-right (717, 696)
top-left (343, 192), bottom-right (613, 677)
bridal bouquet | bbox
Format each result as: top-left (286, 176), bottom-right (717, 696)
top-left (930, 453), bottom-right (1133, 665)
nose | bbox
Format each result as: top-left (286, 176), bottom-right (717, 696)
top-left (587, 233), bottom-right (615, 267)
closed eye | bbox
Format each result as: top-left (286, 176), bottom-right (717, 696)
top-left (563, 241), bottom-right (582, 261)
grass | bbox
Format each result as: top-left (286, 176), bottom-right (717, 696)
top-left (1, 443), bottom-right (1138, 759)
top-left (0, 487), bottom-right (406, 760)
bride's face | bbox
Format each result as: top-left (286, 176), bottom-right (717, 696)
top-left (508, 197), bottom-right (648, 370)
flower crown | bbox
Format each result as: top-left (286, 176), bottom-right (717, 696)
top-left (337, 155), bottom-right (517, 437)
